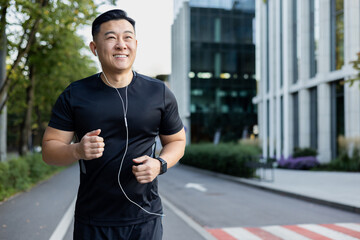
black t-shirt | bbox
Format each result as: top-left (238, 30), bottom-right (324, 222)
top-left (49, 72), bottom-right (183, 226)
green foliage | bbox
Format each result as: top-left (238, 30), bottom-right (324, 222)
top-left (314, 136), bottom-right (360, 172)
top-left (0, 153), bottom-right (63, 201)
top-left (292, 147), bottom-right (317, 158)
top-left (6, 0), bottom-right (102, 150)
top-left (348, 52), bottom-right (360, 87)
top-left (181, 143), bottom-right (261, 178)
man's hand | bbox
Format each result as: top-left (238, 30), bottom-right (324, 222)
top-left (132, 156), bottom-right (161, 184)
top-left (75, 129), bottom-right (105, 160)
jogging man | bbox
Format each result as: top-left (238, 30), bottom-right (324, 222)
top-left (42, 9), bottom-right (186, 239)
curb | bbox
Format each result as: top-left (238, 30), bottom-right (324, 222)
top-left (179, 164), bottom-right (360, 215)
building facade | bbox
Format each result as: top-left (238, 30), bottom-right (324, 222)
top-left (171, 0), bottom-right (257, 143)
top-left (253, 0), bottom-right (360, 163)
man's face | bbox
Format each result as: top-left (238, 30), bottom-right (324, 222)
top-left (93, 19), bottom-right (137, 74)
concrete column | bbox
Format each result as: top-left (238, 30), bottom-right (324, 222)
top-left (316, 0), bottom-right (332, 163)
top-left (260, 1), bottom-right (268, 159)
top-left (317, 83), bottom-right (331, 163)
top-left (275, 0), bottom-right (282, 160)
top-left (298, 0), bottom-right (311, 149)
top-left (282, 0), bottom-right (294, 158)
top-left (299, 89), bottom-right (310, 148)
top-left (255, 0), bottom-right (262, 145)
top-left (268, 0), bottom-right (276, 159)
top-left (300, 0), bottom-right (311, 81)
top-left (170, 2), bottom-right (191, 144)
top-left (318, 0), bottom-right (331, 74)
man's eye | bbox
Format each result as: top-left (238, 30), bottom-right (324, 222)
top-left (107, 36), bottom-right (116, 39)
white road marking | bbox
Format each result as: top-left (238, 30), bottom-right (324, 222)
top-left (223, 227), bottom-right (263, 240)
top-left (49, 196), bottom-right (76, 240)
top-left (262, 225), bottom-right (310, 240)
top-left (336, 223), bottom-right (360, 232)
top-left (185, 183), bottom-right (207, 192)
top-left (300, 224), bottom-right (359, 240)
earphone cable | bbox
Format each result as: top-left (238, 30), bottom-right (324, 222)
top-left (101, 71), bottom-right (165, 217)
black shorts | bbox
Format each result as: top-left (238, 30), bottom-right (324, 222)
top-left (73, 217), bottom-right (163, 240)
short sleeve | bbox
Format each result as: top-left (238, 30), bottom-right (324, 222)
top-left (159, 86), bottom-right (183, 135)
top-left (48, 86), bottom-right (74, 131)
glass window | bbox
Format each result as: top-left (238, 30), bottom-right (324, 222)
top-left (280, 0), bottom-right (283, 87)
top-left (189, 5), bottom-right (256, 142)
top-left (310, 87), bottom-right (318, 149)
top-left (296, 0), bottom-right (301, 81)
top-left (310, 0), bottom-right (320, 77)
top-left (214, 52), bottom-right (221, 78)
top-left (266, 1), bottom-right (270, 92)
top-left (293, 93), bottom-right (299, 149)
top-left (292, 0), bottom-right (298, 83)
top-left (280, 96), bottom-right (284, 156)
top-left (331, 0), bottom-right (344, 70)
top-left (330, 80), bottom-right (344, 159)
top-left (214, 17), bottom-right (221, 42)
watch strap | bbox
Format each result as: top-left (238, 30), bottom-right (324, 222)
top-left (156, 157), bottom-right (167, 175)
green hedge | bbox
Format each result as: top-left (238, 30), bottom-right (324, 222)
top-left (181, 143), bottom-right (261, 178)
top-left (0, 153), bottom-right (64, 201)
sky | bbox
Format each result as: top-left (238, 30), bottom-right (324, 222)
top-left (80, 0), bottom-right (174, 77)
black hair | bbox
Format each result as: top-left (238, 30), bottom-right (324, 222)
top-left (91, 9), bottom-right (136, 39)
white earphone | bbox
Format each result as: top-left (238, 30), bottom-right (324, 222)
top-left (95, 49), bottom-right (98, 56)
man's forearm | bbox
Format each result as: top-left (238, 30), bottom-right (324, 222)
top-left (158, 139), bottom-right (186, 169)
top-left (42, 140), bottom-right (79, 166)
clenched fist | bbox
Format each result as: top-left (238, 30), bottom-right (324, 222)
top-left (132, 155), bottom-right (161, 184)
top-left (75, 129), bottom-right (105, 160)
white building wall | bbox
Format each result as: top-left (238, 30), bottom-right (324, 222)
top-left (254, 0), bottom-right (359, 163)
top-left (170, 2), bottom-right (191, 144)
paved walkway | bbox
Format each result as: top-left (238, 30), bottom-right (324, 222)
top-left (185, 165), bottom-right (360, 214)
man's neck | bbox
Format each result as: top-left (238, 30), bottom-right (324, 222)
top-left (101, 69), bottom-right (134, 88)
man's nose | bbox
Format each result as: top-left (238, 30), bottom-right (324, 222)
top-left (115, 39), bottom-right (127, 50)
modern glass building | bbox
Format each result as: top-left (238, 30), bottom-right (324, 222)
top-left (253, 0), bottom-right (360, 163)
top-left (171, 0), bottom-right (257, 143)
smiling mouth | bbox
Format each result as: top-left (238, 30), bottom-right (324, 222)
top-left (114, 54), bottom-right (128, 58)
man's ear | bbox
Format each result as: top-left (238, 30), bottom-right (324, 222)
top-left (89, 41), bottom-right (97, 56)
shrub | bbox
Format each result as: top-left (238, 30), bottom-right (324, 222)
top-left (0, 153), bottom-right (64, 202)
top-left (181, 143), bottom-right (261, 178)
top-left (292, 147), bottom-right (317, 158)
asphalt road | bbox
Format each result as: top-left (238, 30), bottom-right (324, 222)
top-left (1, 163), bottom-right (359, 240)
top-left (158, 164), bottom-right (360, 229)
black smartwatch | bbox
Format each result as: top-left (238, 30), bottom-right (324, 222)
top-left (156, 157), bottom-right (167, 175)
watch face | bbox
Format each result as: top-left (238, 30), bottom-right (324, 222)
top-left (158, 157), bottom-right (167, 174)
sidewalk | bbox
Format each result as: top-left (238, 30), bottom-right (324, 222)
top-left (184, 165), bottom-right (360, 214)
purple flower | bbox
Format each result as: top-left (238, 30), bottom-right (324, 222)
top-left (277, 156), bottom-right (319, 170)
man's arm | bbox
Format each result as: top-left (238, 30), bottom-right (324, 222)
top-left (132, 128), bottom-right (186, 184)
top-left (42, 126), bottom-right (105, 166)
top-left (158, 128), bottom-right (186, 169)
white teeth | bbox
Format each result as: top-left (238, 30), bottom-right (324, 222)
top-left (114, 55), bottom-right (127, 58)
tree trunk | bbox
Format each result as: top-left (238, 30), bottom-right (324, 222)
top-left (0, 1), bottom-right (8, 161)
top-left (19, 65), bottom-right (35, 156)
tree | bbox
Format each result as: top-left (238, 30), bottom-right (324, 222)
top-left (2, 0), bottom-right (114, 155)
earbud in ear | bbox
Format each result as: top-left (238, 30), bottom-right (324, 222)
top-left (95, 49), bottom-right (98, 56)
